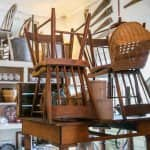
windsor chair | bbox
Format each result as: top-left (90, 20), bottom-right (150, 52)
top-left (0, 3), bottom-right (17, 59)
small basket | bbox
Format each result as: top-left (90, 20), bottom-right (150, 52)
top-left (1, 88), bottom-right (17, 102)
top-left (109, 22), bottom-right (150, 70)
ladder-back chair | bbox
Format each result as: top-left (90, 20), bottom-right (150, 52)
top-left (86, 22), bottom-right (150, 119)
top-left (24, 8), bottom-right (97, 122)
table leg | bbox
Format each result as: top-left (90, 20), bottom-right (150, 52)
top-left (146, 135), bottom-right (150, 150)
top-left (127, 131), bottom-right (134, 150)
top-left (128, 137), bottom-right (134, 150)
top-left (24, 134), bottom-right (32, 150)
top-left (16, 131), bottom-right (22, 150)
top-left (100, 129), bottom-right (105, 150)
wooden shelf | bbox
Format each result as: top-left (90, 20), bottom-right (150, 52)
top-left (22, 93), bottom-right (42, 96)
top-left (0, 60), bottom-right (33, 68)
top-left (0, 102), bottom-right (16, 106)
top-left (0, 81), bottom-right (19, 84)
top-left (0, 123), bottom-right (22, 130)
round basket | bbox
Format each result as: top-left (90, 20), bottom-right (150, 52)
top-left (109, 22), bottom-right (150, 70)
top-left (1, 88), bottom-right (17, 102)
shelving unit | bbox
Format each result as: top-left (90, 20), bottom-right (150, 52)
top-left (0, 60), bottom-right (33, 83)
top-left (0, 60), bottom-right (33, 147)
top-left (0, 123), bottom-right (22, 130)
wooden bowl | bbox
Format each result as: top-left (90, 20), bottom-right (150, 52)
top-left (1, 88), bottom-right (17, 102)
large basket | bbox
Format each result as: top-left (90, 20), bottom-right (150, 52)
top-left (109, 22), bottom-right (150, 71)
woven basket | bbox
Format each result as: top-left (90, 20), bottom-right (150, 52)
top-left (109, 22), bottom-right (150, 71)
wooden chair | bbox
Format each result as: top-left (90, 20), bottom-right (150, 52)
top-left (0, 3), bottom-right (17, 59)
top-left (78, 32), bottom-right (110, 77)
top-left (86, 22), bottom-right (150, 119)
top-left (24, 8), bottom-right (97, 122)
top-left (19, 17), bottom-right (32, 37)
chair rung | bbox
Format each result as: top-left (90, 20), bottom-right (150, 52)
top-left (32, 111), bottom-right (43, 114)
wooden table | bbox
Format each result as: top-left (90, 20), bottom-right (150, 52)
top-left (22, 117), bottom-right (150, 150)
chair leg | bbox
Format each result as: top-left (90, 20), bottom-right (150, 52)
top-left (114, 72), bottom-right (126, 119)
top-left (7, 33), bottom-right (14, 60)
top-left (31, 77), bottom-right (41, 117)
top-left (45, 67), bottom-right (52, 122)
top-left (138, 69), bottom-right (150, 98)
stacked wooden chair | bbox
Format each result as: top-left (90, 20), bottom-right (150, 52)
top-left (24, 8), bottom-right (97, 122)
top-left (86, 22), bottom-right (150, 120)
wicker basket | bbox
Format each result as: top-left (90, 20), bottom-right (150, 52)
top-left (109, 22), bottom-right (150, 71)
top-left (2, 88), bottom-right (17, 102)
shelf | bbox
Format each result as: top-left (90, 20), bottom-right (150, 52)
top-left (0, 60), bottom-right (33, 68)
top-left (0, 81), bottom-right (19, 84)
top-left (0, 123), bottom-right (22, 130)
top-left (22, 93), bottom-right (42, 96)
top-left (0, 102), bottom-right (16, 106)
top-left (22, 105), bottom-right (32, 107)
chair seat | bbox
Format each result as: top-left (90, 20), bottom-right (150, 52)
top-left (32, 58), bottom-right (90, 77)
top-left (88, 64), bottom-right (111, 78)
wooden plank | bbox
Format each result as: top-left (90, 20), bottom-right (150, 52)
top-left (51, 8), bottom-right (56, 58)
top-left (34, 59), bottom-right (89, 70)
top-left (124, 104), bottom-right (150, 116)
top-left (91, 6), bottom-right (113, 27)
top-left (69, 28), bottom-right (74, 58)
top-left (91, 0), bottom-right (111, 19)
top-left (56, 66), bottom-right (61, 104)
top-left (71, 67), bottom-right (78, 97)
top-left (52, 105), bottom-right (96, 120)
top-left (22, 119), bottom-right (60, 145)
top-left (46, 67), bottom-right (52, 122)
top-left (61, 124), bottom-right (89, 145)
top-left (79, 13), bottom-right (91, 59)
top-left (24, 134), bottom-right (32, 150)
top-left (137, 120), bottom-right (150, 134)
